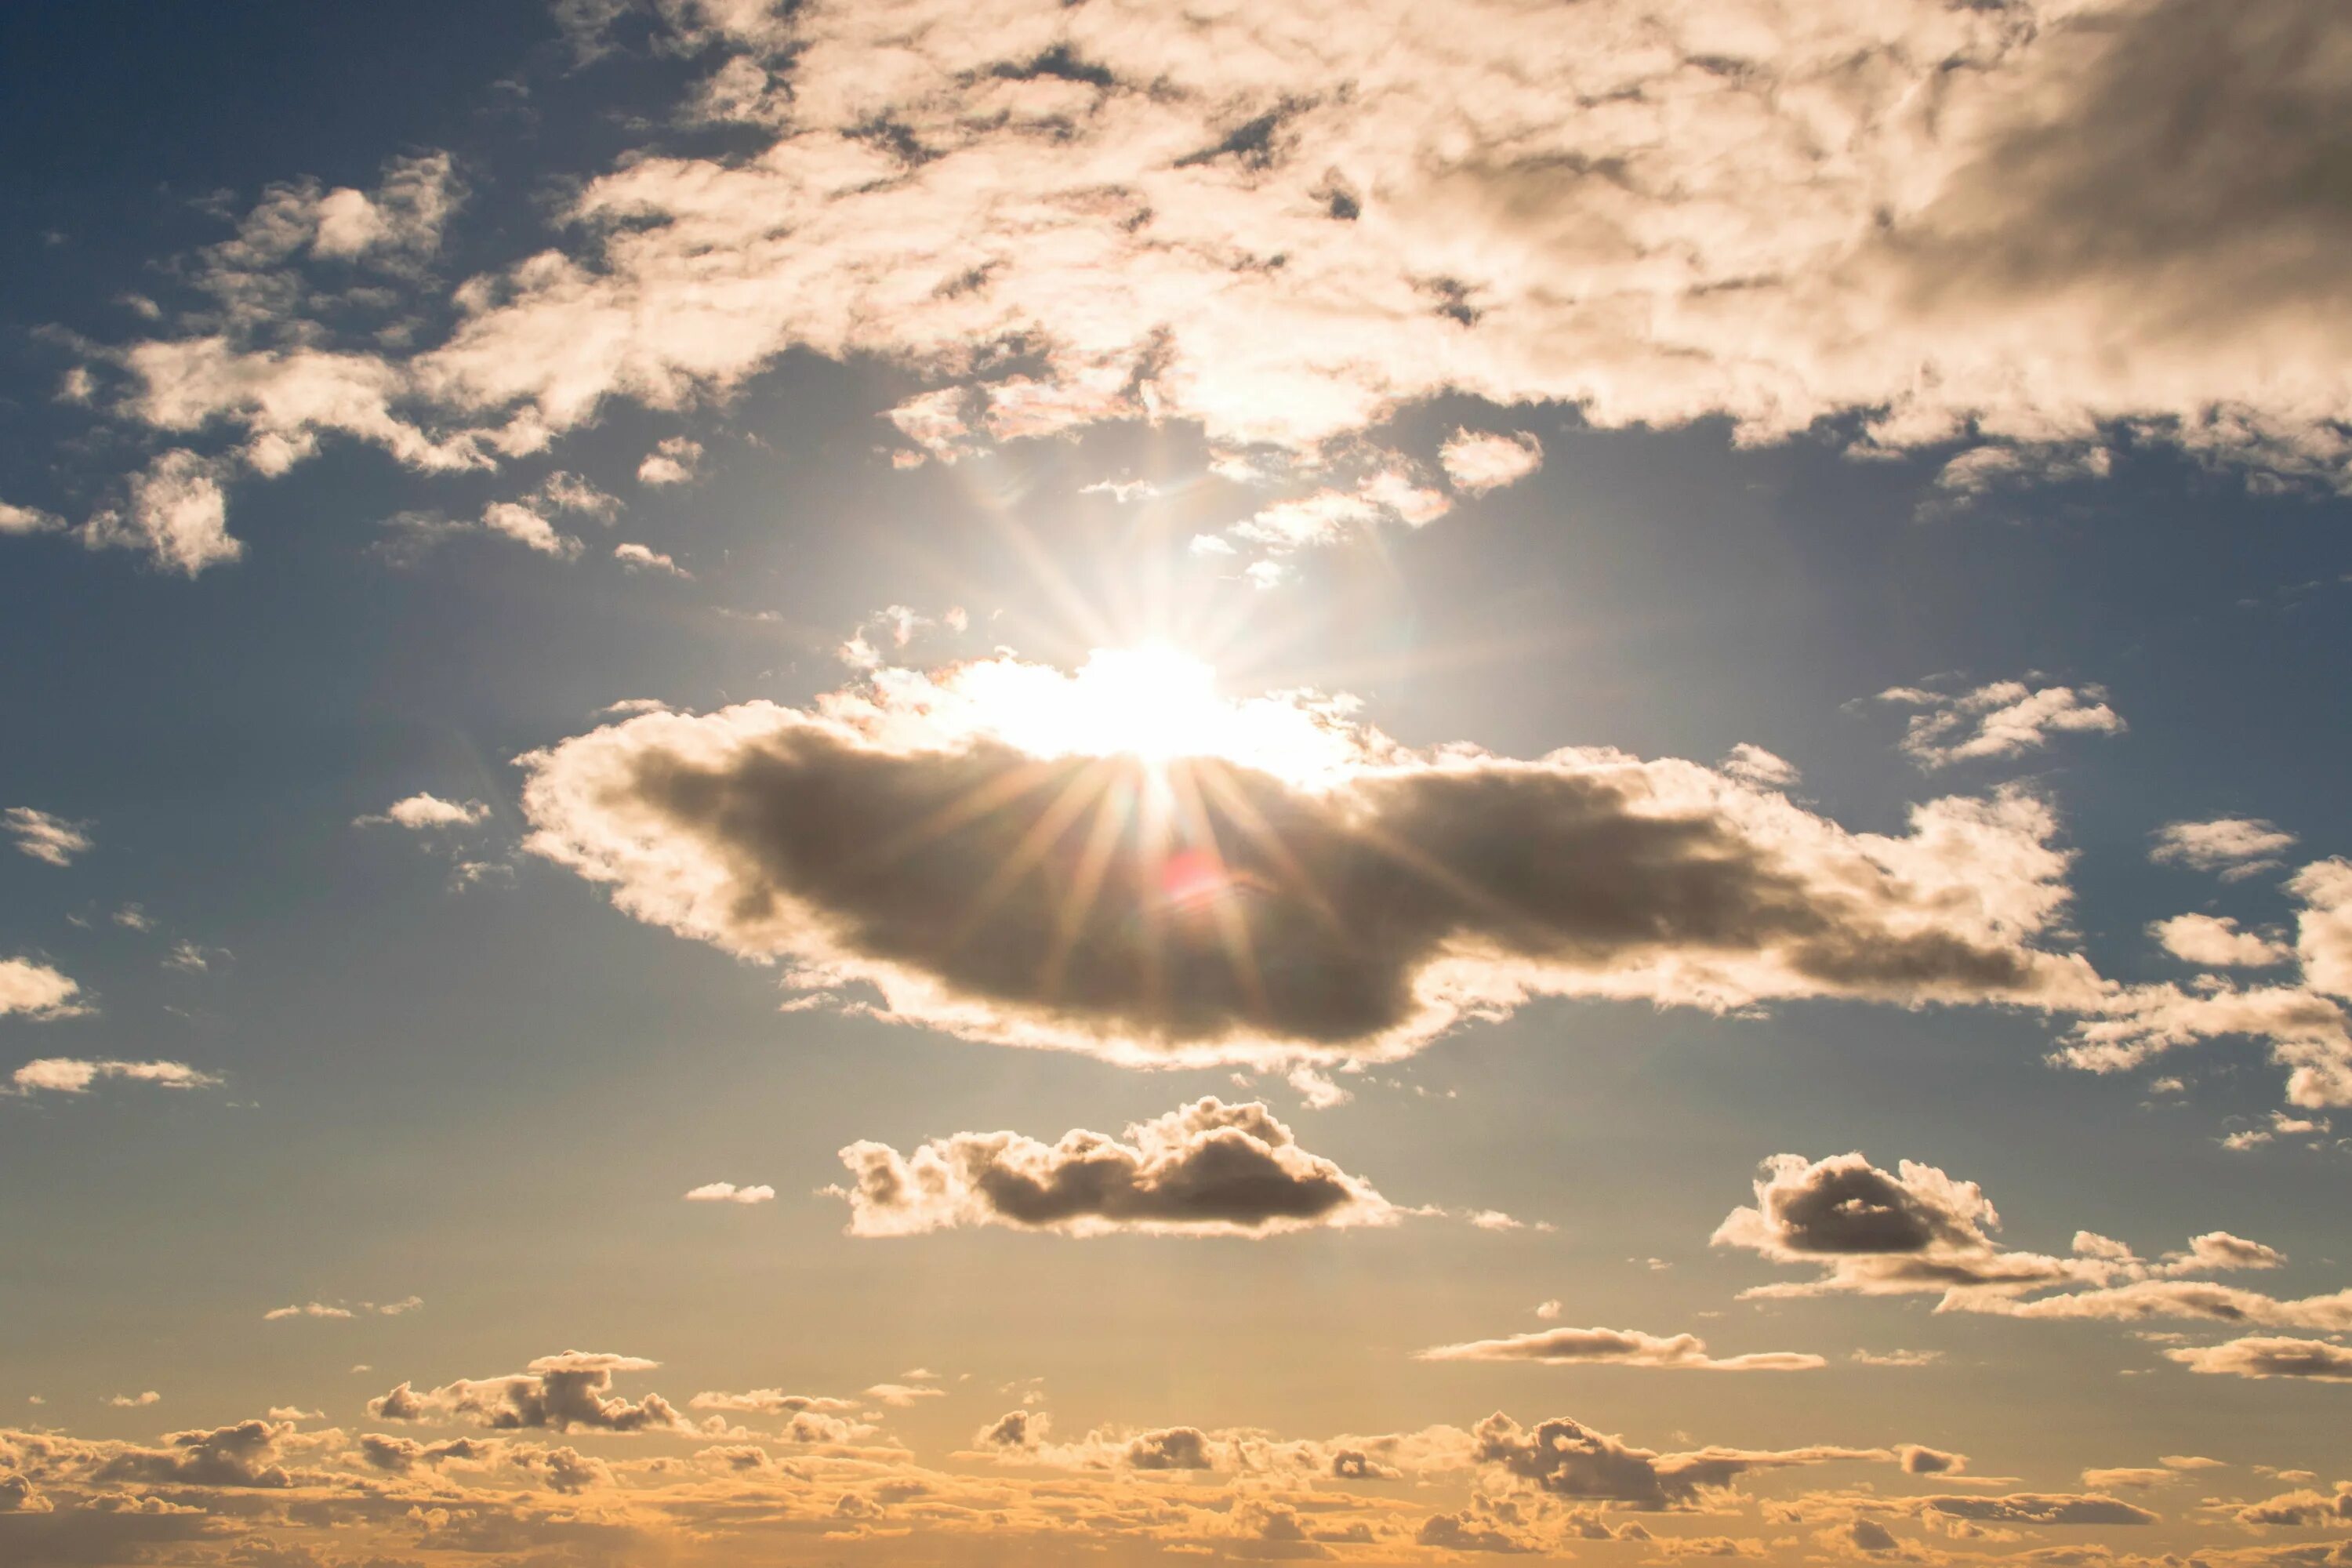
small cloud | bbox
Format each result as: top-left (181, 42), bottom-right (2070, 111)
top-left (163, 939), bottom-right (227, 975)
top-left (615, 542), bottom-right (691, 577)
top-left (1851, 1348), bottom-right (1942, 1368)
top-left (11, 1058), bottom-right (218, 1096)
top-left (105, 1392), bottom-right (161, 1407)
top-left (638, 436), bottom-right (704, 486)
top-left (1719, 745), bottom-right (1798, 789)
top-left (5, 807), bottom-right (93, 867)
top-left (2150, 818), bottom-right (2298, 880)
top-left (0, 960), bottom-right (88, 1021)
top-left (0, 501), bottom-right (67, 536)
top-left (684, 1181), bottom-right (777, 1204)
top-left (481, 499), bottom-right (583, 558)
top-left (1878, 679), bottom-right (2125, 769)
top-left (111, 904), bottom-right (154, 931)
top-left (1189, 533), bottom-right (1237, 557)
top-left (1287, 1065), bottom-right (1352, 1109)
top-left (355, 793), bottom-right (492, 830)
top-left (1081, 478), bottom-right (1158, 503)
top-left (1439, 429), bottom-right (1544, 494)
top-left (1534, 1299), bottom-right (1563, 1320)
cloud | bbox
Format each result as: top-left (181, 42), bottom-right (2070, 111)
top-left (481, 500), bottom-right (582, 558)
top-left (1469, 1413), bottom-right (1889, 1511)
top-left (2151, 818), bottom-right (2299, 880)
top-left (1918, 1495), bottom-right (2158, 1526)
top-left (91, 0), bottom-right (2352, 523)
top-left (1416, 1327), bottom-right (1824, 1371)
top-left (637, 436), bottom-right (703, 486)
top-left (518, 653), bottom-right (2100, 1068)
top-left (365, 1351), bottom-right (686, 1433)
top-left (1879, 681), bottom-right (2125, 769)
top-left (1720, 746), bottom-right (1799, 789)
top-left (1439, 430), bottom-right (1544, 495)
top-left (683, 1181), bottom-right (775, 1204)
top-left (80, 451), bottom-right (238, 575)
top-left (1851, 1349), bottom-right (1940, 1369)
top-left (94, 1421), bottom-right (297, 1489)
top-left (615, 542), bottom-right (690, 577)
top-left (0, 961), bottom-right (87, 1022)
top-left (2290, 859), bottom-right (2352, 1000)
top-left (9, 1058), bottom-right (218, 1095)
top-left (2234, 1483), bottom-right (2352, 1527)
top-left (2165, 1336), bottom-right (2352, 1382)
top-left (263, 1297), bottom-right (420, 1322)
top-left (4, 808), bottom-right (93, 867)
top-left (2151, 915), bottom-right (2292, 968)
top-left (1714, 1152), bottom-right (2299, 1312)
top-left (830, 1097), bottom-right (1399, 1237)
top-left (355, 793), bottom-right (491, 830)
top-left (0, 501), bottom-right (65, 535)
top-left (104, 1392), bottom-right (161, 1407)
top-left (686, 1388), bottom-right (868, 1443)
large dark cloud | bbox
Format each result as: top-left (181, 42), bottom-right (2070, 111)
top-left (521, 670), bottom-right (2093, 1065)
top-left (1468, 1414), bottom-right (1889, 1512)
top-left (833, 1097), bottom-right (1396, 1237)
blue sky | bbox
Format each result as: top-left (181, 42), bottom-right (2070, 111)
top-left (3, 4), bottom-right (2351, 1566)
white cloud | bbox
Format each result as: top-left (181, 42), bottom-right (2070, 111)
top-left (1439, 430), bottom-right (1544, 494)
top-left (104, 1392), bottom-right (161, 1408)
top-left (481, 499), bottom-right (581, 558)
top-left (1417, 1325), bottom-right (1823, 1371)
top-left (5, 807), bottom-right (93, 867)
top-left (355, 793), bottom-right (491, 830)
top-left (2151, 913), bottom-right (2291, 967)
top-left (2150, 817), bottom-right (2299, 879)
top-left (684, 1181), bottom-right (776, 1204)
top-left (1720, 745), bottom-right (1799, 789)
top-left (0, 501), bottom-right (64, 535)
top-left (82, 450), bottom-right (239, 575)
top-left (615, 542), bottom-right (690, 576)
top-left (2289, 858), bottom-right (2352, 1000)
top-left (0, 960), bottom-right (89, 1022)
top-left (9, 1058), bottom-right (220, 1095)
top-left (637, 436), bottom-right (705, 485)
top-left (1879, 680), bottom-right (2125, 768)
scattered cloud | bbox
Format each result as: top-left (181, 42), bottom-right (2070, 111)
top-left (684, 1181), bottom-right (776, 1204)
top-left (2151, 818), bottom-right (2299, 880)
top-left (637, 436), bottom-right (703, 486)
top-left (1417, 1326), bottom-right (1824, 1371)
top-left (2164, 1337), bottom-right (2352, 1382)
top-left (1879, 681), bottom-right (2125, 769)
top-left (2151, 914), bottom-right (2292, 968)
top-left (81, 450), bottom-right (239, 575)
top-left (367, 1351), bottom-right (686, 1432)
top-left (1439, 430), bottom-right (1544, 494)
top-left (355, 793), bottom-right (491, 830)
top-left (5, 808), bottom-right (93, 867)
top-left (830, 1098), bottom-right (1399, 1237)
top-left (9, 1058), bottom-right (217, 1095)
top-left (615, 541), bottom-right (689, 576)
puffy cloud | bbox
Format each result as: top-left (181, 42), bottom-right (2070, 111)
top-left (355, 793), bottom-right (490, 830)
top-left (0, 962), bottom-right (86, 1022)
top-left (1439, 430), bottom-right (1544, 495)
top-left (9, 1058), bottom-right (217, 1095)
top-left (1878, 681), bottom-right (2125, 769)
top-left (1720, 746), bottom-right (1799, 789)
top-left (2290, 859), bottom-right (2352, 1000)
top-left (615, 542), bottom-right (690, 576)
top-left (1469, 1413), bottom-right (1889, 1511)
top-left (2151, 915), bottom-right (2292, 968)
top-left (81, 450), bottom-right (238, 576)
top-left (95, 1421), bottom-right (298, 1490)
top-left (1416, 1327), bottom-right (1824, 1371)
top-left (1715, 1152), bottom-right (2300, 1312)
top-left (4, 808), bottom-right (92, 868)
top-left (1419, 1509), bottom-right (1539, 1553)
top-left (683, 1181), bottom-right (775, 1203)
top-left (2151, 818), bottom-right (2299, 880)
top-left (519, 653), bottom-right (2100, 1068)
top-left (2165, 1336), bottom-right (2352, 1382)
top-left (365, 1351), bottom-right (686, 1433)
top-left (637, 436), bottom-right (704, 486)
top-left (831, 1097), bottom-right (1398, 1237)
top-left (481, 499), bottom-right (582, 558)
top-left (2234, 1484), bottom-right (2352, 1528)
top-left (1898, 1446), bottom-right (1966, 1475)
top-left (0, 501), bottom-right (65, 535)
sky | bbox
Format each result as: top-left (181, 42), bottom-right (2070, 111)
top-left (2, 2), bottom-right (2350, 1565)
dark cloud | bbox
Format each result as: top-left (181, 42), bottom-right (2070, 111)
top-left (365, 1352), bottom-right (685, 1433)
top-left (1468, 1414), bottom-right (1886, 1512)
top-left (93, 1421), bottom-right (297, 1490)
top-left (521, 673), bottom-right (2092, 1065)
top-left (2167, 1336), bottom-right (2352, 1381)
top-left (833, 1098), bottom-right (1396, 1236)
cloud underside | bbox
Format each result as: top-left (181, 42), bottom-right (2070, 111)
top-left (836, 1097), bottom-right (1396, 1236)
top-left (519, 673), bottom-right (2094, 1065)
top-left (76, 0), bottom-right (2352, 561)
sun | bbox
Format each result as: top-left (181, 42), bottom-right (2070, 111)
top-left (1062, 644), bottom-right (1225, 762)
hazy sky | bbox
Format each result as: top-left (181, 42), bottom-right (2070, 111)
top-left (3, 3), bottom-right (2350, 1566)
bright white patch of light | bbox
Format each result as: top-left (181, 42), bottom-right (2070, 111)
top-left (855, 645), bottom-right (1371, 786)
